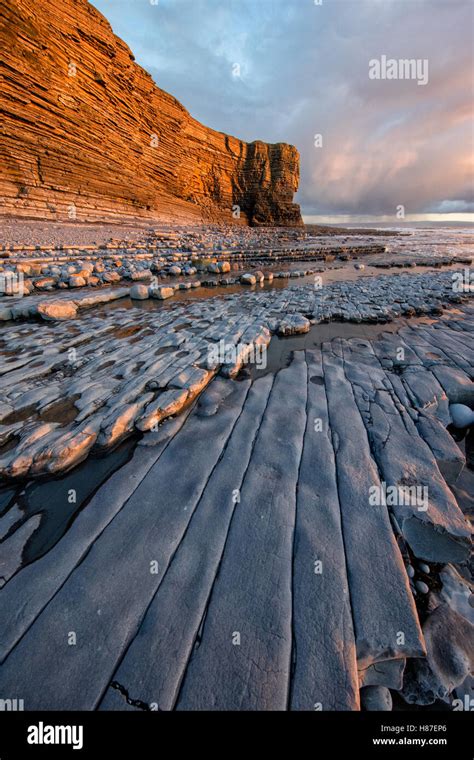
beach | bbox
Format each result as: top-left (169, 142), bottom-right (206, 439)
top-left (0, 223), bottom-right (472, 712)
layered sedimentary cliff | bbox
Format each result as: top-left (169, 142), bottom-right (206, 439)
top-left (0, 0), bottom-right (302, 226)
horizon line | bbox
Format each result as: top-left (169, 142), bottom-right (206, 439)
top-left (303, 213), bottom-right (474, 225)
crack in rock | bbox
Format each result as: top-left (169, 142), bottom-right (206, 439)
top-left (110, 680), bottom-right (157, 711)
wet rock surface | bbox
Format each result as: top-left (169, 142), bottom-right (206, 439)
top-left (0, 321), bottom-right (471, 709)
top-left (0, 268), bottom-right (472, 484)
top-left (0, 228), bottom-right (472, 711)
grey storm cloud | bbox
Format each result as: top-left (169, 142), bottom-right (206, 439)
top-left (92, 0), bottom-right (474, 217)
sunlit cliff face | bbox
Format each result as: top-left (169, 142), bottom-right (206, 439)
top-left (92, 0), bottom-right (473, 221)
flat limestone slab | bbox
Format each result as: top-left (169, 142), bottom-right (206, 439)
top-left (355, 385), bottom-right (471, 563)
top-left (402, 326), bottom-right (472, 372)
top-left (340, 345), bottom-right (471, 563)
top-left (290, 349), bottom-right (359, 711)
top-left (415, 413), bottom-right (465, 484)
top-left (432, 365), bottom-right (474, 406)
top-left (0, 381), bottom-right (249, 708)
top-left (99, 374), bottom-right (274, 711)
top-left (176, 355), bottom-right (308, 710)
top-left (0, 411), bottom-right (193, 663)
top-left (401, 366), bottom-right (450, 425)
top-left (322, 349), bottom-right (425, 670)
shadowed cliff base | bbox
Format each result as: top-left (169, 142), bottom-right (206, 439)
top-left (0, 0), bottom-right (302, 227)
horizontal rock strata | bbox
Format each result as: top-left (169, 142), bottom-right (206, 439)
top-left (1, 0), bottom-right (302, 226)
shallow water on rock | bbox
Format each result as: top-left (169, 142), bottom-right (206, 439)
top-left (91, 259), bottom-right (471, 318)
top-left (0, 437), bottom-right (137, 571)
top-left (0, 312), bottom-right (421, 571)
top-left (245, 315), bottom-right (437, 381)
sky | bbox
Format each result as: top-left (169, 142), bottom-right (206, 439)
top-left (92, 0), bottom-right (473, 223)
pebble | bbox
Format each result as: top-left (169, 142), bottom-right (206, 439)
top-left (450, 403), bottom-right (474, 429)
top-left (278, 314), bottom-right (311, 336)
top-left (37, 300), bottom-right (78, 321)
top-left (150, 286), bottom-right (174, 300)
top-left (130, 284), bottom-right (150, 300)
top-left (415, 581), bottom-right (430, 595)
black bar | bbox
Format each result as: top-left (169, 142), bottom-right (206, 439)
top-left (0, 710), bottom-right (471, 758)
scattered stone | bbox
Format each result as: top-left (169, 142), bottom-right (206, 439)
top-left (415, 581), bottom-right (430, 595)
top-left (278, 314), bottom-right (310, 335)
top-left (68, 275), bottom-right (87, 288)
top-left (34, 276), bottom-right (56, 290)
top-left (130, 284), bottom-right (150, 300)
top-left (150, 286), bottom-right (175, 300)
top-left (130, 270), bottom-right (152, 281)
top-left (450, 403), bottom-right (474, 429)
top-left (37, 300), bottom-right (78, 321)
